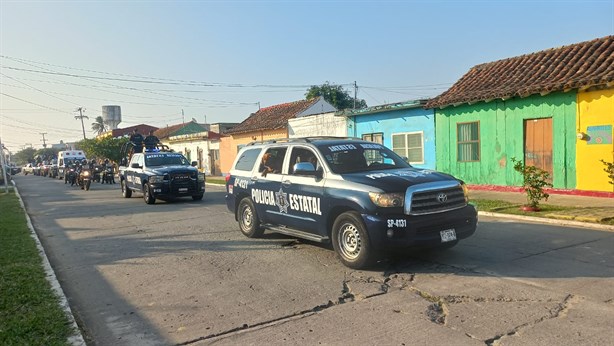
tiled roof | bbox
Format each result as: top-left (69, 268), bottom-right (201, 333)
top-left (108, 124), bottom-right (158, 138)
top-left (426, 36), bottom-right (614, 109)
top-left (227, 98), bottom-right (321, 135)
top-left (154, 123), bottom-right (185, 139)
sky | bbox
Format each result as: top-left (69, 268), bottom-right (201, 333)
top-left (0, 0), bottom-right (613, 153)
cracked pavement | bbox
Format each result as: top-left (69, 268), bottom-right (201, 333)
top-left (13, 176), bottom-right (614, 345)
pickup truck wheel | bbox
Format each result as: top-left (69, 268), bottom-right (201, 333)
top-left (238, 198), bottom-right (263, 238)
top-left (332, 212), bottom-right (375, 269)
top-left (121, 179), bottom-right (132, 198)
top-left (143, 182), bottom-right (155, 204)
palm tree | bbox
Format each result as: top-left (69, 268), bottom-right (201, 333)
top-left (91, 116), bottom-right (108, 136)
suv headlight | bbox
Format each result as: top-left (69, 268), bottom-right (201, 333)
top-left (461, 183), bottom-right (469, 202)
top-left (369, 192), bottom-right (404, 208)
top-left (149, 175), bottom-right (165, 183)
top-left (198, 173), bottom-right (205, 181)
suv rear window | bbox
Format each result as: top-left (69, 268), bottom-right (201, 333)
top-left (235, 148), bottom-right (261, 171)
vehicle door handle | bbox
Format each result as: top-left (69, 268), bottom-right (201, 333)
top-left (282, 180), bottom-right (291, 187)
top-left (251, 176), bottom-right (258, 182)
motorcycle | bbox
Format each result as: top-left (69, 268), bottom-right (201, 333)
top-left (102, 165), bottom-right (115, 184)
top-left (65, 165), bottom-right (77, 186)
top-left (77, 167), bottom-right (92, 191)
top-left (92, 165), bottom-right (102, 183)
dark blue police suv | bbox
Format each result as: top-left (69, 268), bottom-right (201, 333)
top-left (225, 137), bottom-right (477, 269)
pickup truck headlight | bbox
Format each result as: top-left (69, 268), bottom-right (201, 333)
top-left (198, 173), bottom-right (205, 181)
top-left (149, 175), bottom-right (165, 183)
top-left (369, 192), bottom-right (404, 207)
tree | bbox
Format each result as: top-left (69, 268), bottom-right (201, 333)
top-left (91, 116), bottom-right (108, 136)
top-left (305, 82), bottom-right (367, 110)
top-left (78, 136), bottom-right (129, 164)
top-left (12, 147), bottom-right (37, 165)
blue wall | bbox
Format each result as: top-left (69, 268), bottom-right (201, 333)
top-left (347, 107), bottom-right (436, 169)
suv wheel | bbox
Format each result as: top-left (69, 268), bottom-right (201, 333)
top-left (238, 198), bottom-right (263, 238)
top-left (332, 212), bottom-right (375, 269)
top-left (121, 179), bottom-right (132, 198)
top-left (143, 182), bottom-right (155, 204)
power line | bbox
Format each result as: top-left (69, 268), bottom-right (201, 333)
top-left (0, 92), bottom-right (74, 114)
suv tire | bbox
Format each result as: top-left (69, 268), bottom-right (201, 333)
top-left (121, 179), bottom-right (132, 198)
top-left (332, 211), bottom-right (375, 269)
top-left (238, 198), bottom-right (264, 238)
top-left (143, 182), bottom-right (155, 204)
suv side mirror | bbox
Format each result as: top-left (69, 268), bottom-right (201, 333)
top-left (191, 161), bottom-right (198, 167)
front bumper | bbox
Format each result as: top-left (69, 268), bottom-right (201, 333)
top-left (363, 204), bottom-right (478, 249)
top-left (149, 180), bottom-right (204, 198)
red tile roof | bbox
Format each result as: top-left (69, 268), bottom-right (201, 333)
top-left (108, 124), bottom-right (158, 138)
top-left (227, 98), bottom-right (321, 135)
top-left (426, 36), bottom-right (614, 109)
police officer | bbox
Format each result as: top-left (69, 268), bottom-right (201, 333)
top-left (130, 129), bottom-right (144, 153)
top-left (144, 130), bottom-right (160, 151)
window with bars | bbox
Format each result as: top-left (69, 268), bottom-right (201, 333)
top-left (391, 132), bottom-right (423, 164)
top-left (362, 133), bottom-right (384, 165)
top-left (361, 132), bottom-right (383, 144)
top-left (457, 121), bottom-right (480, 162)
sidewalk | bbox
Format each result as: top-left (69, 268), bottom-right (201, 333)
top-left (469, 188), bottom-right (614, 226)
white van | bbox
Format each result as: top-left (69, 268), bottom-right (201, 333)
top-left (57, 150), bottom-right (87, 180)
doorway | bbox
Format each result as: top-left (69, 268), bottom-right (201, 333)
top-left (524, 118), bottom-right (553, 178)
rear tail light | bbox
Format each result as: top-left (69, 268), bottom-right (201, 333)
top-left (225, 174), bottom-right (231, 183)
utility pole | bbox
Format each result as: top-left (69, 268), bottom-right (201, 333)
top-left (0, 139), bottom-right (8, 192)
top-left (75, 107), bottom-right (88, 139)
top-left (353, 81), bottom-right (357, 110)
top-left (40, 132), bottom-right (48, 148)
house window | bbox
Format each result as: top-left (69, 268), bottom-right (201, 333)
top-left (457, 122), bottom-right (480, 162)
top-left (362, 132), bottom-right (383, 144)
top-left (392, 132), bottom-right (424, 164)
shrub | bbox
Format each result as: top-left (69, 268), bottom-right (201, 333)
top-left (600, 159), bottom-right (614, 185)
top-left (511, 157), bottom-right (553, 209)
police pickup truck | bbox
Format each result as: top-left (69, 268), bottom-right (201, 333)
top-left (225, 137), bottom-right (477, 269)
top-left (119, 151), bottom-right (205, 204)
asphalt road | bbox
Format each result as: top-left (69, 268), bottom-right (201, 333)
top-left (12, 174), bottom-right (614, 346)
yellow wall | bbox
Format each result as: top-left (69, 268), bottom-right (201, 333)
top-left (219, 128), bottom-right (288, 175)
top-left (576, 88), bottom-right (614, 192)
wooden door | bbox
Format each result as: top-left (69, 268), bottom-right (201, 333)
top-left (524, 118), bottom-right (553, 178)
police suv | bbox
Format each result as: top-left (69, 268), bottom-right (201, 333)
top-left (225, 137), bottom-right (478, 269)
top-left (119, 151), bottom-right (205, 204)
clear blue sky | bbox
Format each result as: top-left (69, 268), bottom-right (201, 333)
top-left (1, 0), bottom-right (612, 152)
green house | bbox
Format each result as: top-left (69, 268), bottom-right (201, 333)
top-left (426, 36), bottom-right (613, 191)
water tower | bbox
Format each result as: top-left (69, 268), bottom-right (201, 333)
top-left (102, 105), bottom-right (122, 130)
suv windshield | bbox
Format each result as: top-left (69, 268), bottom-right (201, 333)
top-left (316, 142), bottom-right (411, 174)
top-left (145, 153), bottom-right (189, 167)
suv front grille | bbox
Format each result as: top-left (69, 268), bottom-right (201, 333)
top-left (405, 181), bottom-right (467, 215)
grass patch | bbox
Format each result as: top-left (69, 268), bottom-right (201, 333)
top-left (206, 176), bottom-right (226, 185)
top-left (0, 191), bottom-right (74, 345)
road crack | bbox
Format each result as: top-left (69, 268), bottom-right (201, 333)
top-left (484, 294), bottom-right (577, 346)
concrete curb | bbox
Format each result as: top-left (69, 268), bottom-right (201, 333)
top-left (478, 211), bottom-right (614, 232)
top-left (11, 181), bottom-right (87, 346)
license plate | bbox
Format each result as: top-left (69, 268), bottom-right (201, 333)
top-left (440, 229), bottom-right (457, 243)
top-left (178, 188), bottom-right (188, 192)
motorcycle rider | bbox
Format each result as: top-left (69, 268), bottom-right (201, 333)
top-left (102, 158), bottom-right (116, 184)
